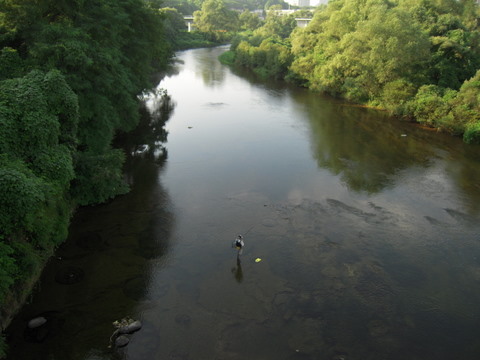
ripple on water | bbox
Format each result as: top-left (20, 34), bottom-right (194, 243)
top-left (261, 218), bottom-right (277, 227)
top-left (353, 264), bottom-right (396, 315)
top-left (444, 208), bottom-right (477, 226)
top-left (122, 276), bottom-right (169, 301)
top-left (174, 314), bottom-right (191, 326)
top-left (136, 227), bottom-right (168, 259)
top-left (76, 231), bottom-right (108, 251)
top-left (54, 266), bottom-right (85, 285)
top-left (386, 258), bottom-right (426, 288)
top-left (123, 276), bottom-right (150, 301)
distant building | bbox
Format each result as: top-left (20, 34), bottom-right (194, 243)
top-left (286, 0), bottom-right (328, 6)
top-left (295, 18), bottom-right (312, 27)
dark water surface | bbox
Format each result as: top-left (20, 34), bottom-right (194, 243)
top-left (6, 46), bottom-right (480, 360)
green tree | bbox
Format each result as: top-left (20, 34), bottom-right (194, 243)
top-left (161, 0), bottom-right (199, 14)
top-left (290, 0), bottom-right (430, 102)
top-left (397, 0), bottom-right (480, 89)
top-left (1, 0), bottom-right (171, 204)
top-left (411, 84), bottom-right (455, 129)
top-left (229, 0), bottom-right (480, 142)
top-left (0, 47), bottom-right (24, 80)
top-left (454, 70), bottom-right (480, 143)
top-left (159, 7), bottom-right (189, 49)
top-left (194, 0), bottom-right (240, 41)
top-left (239, 9), bottom-right (264, 31)
top-left (0, 1), bottom-right (173, 347)
top-left (255, 6), bottom-right (297, 39)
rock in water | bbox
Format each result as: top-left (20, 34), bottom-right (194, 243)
top-left (118, 320), bottom-right (142, 334)
top-left (115, 335), bottom-right (130, 348)
top-left (27, 317), bottom-right (47, 329)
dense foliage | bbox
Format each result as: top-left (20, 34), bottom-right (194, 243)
top-left (228, 0), bottom-right (480, 143)
top-left (162, 0), bottom-right (289, 17)
top-left (0, 0), bottom-right (172, 350)
top-left (230, 6), bottom-right (295, 78)
top-left (194, 0), bottom-right (241, 41)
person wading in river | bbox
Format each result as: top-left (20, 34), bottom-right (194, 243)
top-left (233, 235), bottom-right (244, 257)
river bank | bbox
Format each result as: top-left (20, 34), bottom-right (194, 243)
top-left (0, 255), bottom-right (47, 357)
top-left (5, 46), bottom-right (480, 360)
top-left (0, 86), bottom-right (173, 360)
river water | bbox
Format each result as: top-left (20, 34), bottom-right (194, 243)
top-left (6, 46), bottom-right (480, 360)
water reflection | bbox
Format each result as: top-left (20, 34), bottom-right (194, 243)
top-left (231, 257), bottom-right (244, 283)
top-left (285, 88), bottom-right (480, 217)
top-left (193, 46), bottom-right (229, 87)
top-left (292, 93), bottom-right (429, 193)
top-left (119, 89), bottom-right (174, 163)
top-left (445, 143), bottom-right (480, 215)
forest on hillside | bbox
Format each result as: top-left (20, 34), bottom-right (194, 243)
top-left (0, 1), bottom-right (175, 354)
top-left (225, 0), bottom-right (480, 143)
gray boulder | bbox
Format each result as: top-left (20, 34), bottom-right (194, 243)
top-left (118, 320), bottom-right (142, 334)
top-left (115, 335), bottom-right (130, 348)
top-left (27, 317), bottom-right (47, 329)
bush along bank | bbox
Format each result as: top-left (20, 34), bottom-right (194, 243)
top-left (0, 0), bottom-right (174, 356)
top-left (227, 0), bottom-right (480, 143)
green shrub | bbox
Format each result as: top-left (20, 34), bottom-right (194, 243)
top-left (218, 50), bottom-right (235, 65)
top-left (381, 79), bottom-right (417, 115)
top-left (0, 240), bottom-right (17, 303)
top-left (0, 47), bottom-right (23, 80)
top-left (0, 158), bottom-right (46, 236)
top-left (463, 121), bottom-right (480, 144)
top-left (0, 335), bottom-right (7, 359)
top-left (412, 85), bottom-right (452, 127)
top-left (71, 150), bottom-right (129, 206)
top-left (174, 31), bottom-right (216, 50)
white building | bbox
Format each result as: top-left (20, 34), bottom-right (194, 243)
top-left (285, 0), bottom-right (328, 6)
top-left (311, 0), bottom-right (328, 5)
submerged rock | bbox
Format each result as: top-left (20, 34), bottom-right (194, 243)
top-left (110, 317), bottom-right (142, 348)
top-left (115, 335), bottom-right (130, 348)
top-left (24, 311), bottom-right (65, 343)
top-left (27, 316), bottom-right (47, 329)
top-left (118, 320), bottom-right (142, 334)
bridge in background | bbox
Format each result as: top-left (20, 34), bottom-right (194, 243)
top-left (184, 16), bottom-right (195, 32)
top-left (183, 15), bottom-right (312, 32)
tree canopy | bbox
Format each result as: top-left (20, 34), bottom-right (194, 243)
top-left (194, 0), bottom-right (241, 41)
top-left (0, 1), bottom-right (173, 348)
top-left (228, 0), bottom-right (480, 142)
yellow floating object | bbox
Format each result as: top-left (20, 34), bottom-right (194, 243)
top-left (255, 258), bottom-right (262, 263)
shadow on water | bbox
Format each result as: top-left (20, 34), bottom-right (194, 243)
top-left (231, 256), bottom-right (244, 284)
top-left (305, 102), bottom-right (432, 193)
top-left (5, 91), bottom-right (175, 360)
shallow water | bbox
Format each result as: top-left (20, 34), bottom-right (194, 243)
top-left (6, 46), bottom-right (480, 360)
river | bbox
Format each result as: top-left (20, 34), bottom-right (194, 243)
top-left (6, 46), bottom-right (480, 360)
